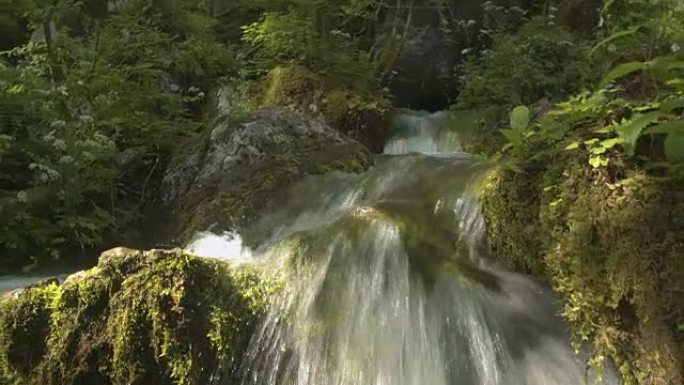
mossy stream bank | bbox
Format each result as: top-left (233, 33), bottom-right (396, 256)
top-left (480, 156), bottom-right (684, 385)
top-left (0, 248), bottom-right (281, 385)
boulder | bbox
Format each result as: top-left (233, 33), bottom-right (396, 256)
top-left (161, 107), bottom-right (371, 242)
top-left (258, 65), bottom-right (392, 152)
top-left (0, 248), bottom-right (280, 385)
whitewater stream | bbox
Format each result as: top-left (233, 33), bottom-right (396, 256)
top-left (188, 109), bottom-right (619, 385)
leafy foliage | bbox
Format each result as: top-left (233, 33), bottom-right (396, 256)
top-left (458, 17), bottom-right (590, 109)
top-left (0, 0), bottom-right (233, 266)
top-left (470, 1), bottom-right (684, 383)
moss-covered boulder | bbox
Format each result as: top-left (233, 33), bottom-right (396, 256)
top-left (161, 107), bottom-right (371, 242)
top-left (256, 65), bottom-right (392, 152)
top-left (480, 160), bottom-right (684, 385)
top-left (0, 248), bottom-right (280, 385)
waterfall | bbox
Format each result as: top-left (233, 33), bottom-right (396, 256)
top-left (192, 109), bottom-right (618, 385)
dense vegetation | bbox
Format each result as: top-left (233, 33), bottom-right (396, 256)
top-left (0, 0), bottom-right (399, 267)
top-left (456, 1), bottom-right (684, 384)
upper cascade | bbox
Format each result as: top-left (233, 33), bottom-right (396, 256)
top-left (383, 109), bottom-right (462, 155)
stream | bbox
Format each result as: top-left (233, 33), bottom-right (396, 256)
top-left (191, 109), bottom-right (619, 385)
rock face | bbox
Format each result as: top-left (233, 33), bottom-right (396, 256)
top-left (161, 107), bottom-right (371, 241)
top-left (385, 2), bottom-right (484, 110)
top-left (0, 248), bottom-right (280, 385)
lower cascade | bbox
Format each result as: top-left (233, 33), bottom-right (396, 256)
top-left (190, 110), bottom-right (618, 385)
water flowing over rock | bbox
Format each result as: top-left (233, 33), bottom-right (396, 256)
top-left (231, 110), bottom-right (618, 385)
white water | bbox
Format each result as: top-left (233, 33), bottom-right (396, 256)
top-left (192, 109), bottom-right (618, 385)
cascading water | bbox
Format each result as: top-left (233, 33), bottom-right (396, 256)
top-left (191, 110), bottom-right (618, 385)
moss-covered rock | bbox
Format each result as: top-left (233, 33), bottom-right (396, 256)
top-left (0, 248), bottom-right (281, 385)
top-left (480, 165), bottom-right (546, 275)
top-left (255, 65), bottom-right (392, 152)
top-left (480, 158), bottom-right (684, 385)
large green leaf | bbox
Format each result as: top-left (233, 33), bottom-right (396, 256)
top-left (590, 27), bottom-right (639, 57)
top-left (614, 111), bottom-right (664, 155)
top-left (510, 106), bottom-right (530, 133)
top-left (499, 128), bottom-right (521, 146)
top-left (660, 97), bottom-right (684, 113)
top-left (665, 133), bottom-right (684, 161)
top-left (600, 61), bottom-right (648, 88)
top-left (643, 119), bottom-right (684, 135)
top-left (649, 56), bottom-right (684, 82)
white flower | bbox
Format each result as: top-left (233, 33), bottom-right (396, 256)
top-left (59, 155), bottom-right (74, 164)
top-left (672, 43), bottom-right (681, 53)
top-left (53, 139), bottom-right (67, 151)
top-left (17, 191), bottom-right (28, 203)
top-left (44, 167), bottom-right (60, 181)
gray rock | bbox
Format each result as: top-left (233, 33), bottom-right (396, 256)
top-left (161, 107), bottom-right (370, 239)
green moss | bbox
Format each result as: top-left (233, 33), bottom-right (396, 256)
top-left (0, 282), bottom-right (59, 383)
top-left (0, 248), bottom-right (281, 385)
top-left (480, 156), bottom-right (684, 385)
top-left (256, 64), bottom-right (391, 152)
top-left (480, 165), bottom-right (546, 275)
top-left (262, 65), bottom-right (319, 108)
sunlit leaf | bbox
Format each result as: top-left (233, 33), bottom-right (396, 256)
top-left (600, 137), bottom-right (624, 149)
top-left (600, 61), bottom-right (648, 88)
top-left (589, 155), bottom-right (609, 168)
top-left (510, 105), bottom-right (530, 133)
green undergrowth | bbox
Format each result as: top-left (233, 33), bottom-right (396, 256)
top-left (466, 3), bottom-right (684, 382)
top-left (0, 248), bottom-right (282, 385)
top-left (453, 17), bottom-right (592, 154)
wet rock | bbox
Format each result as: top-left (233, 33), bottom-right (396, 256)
top-left (161, 107), bottom-right (371, 241)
